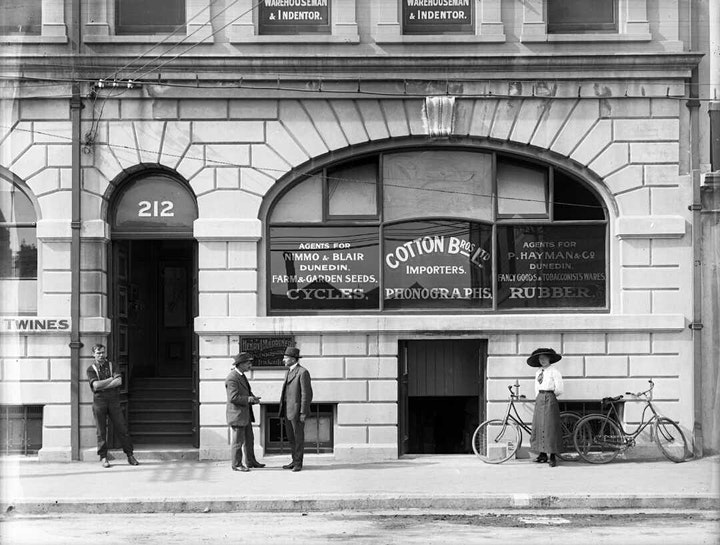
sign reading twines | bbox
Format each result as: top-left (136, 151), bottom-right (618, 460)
top-left (403, 0), bottom-right (473, 34)
top-left (259, 0), bottom-right (330, 34)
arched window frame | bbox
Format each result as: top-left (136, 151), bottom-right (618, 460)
top-left (0, 174), bottom-right (39, 315)
top-left (265, 145), bottom-right (609, 315)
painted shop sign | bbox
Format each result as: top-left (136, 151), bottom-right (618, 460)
top-left (403, 0), bottom-right (473, 34)
top-left (496, 225), bottom-right (606, 309)
top-left (269, 226), bottom-right (380, 310)
top-left (1, 318), bottom-right (70, 331)
top-left (240, 336), bottom-right (295, 367)
top-left (259, 0), bottom-right (330, 34)
top-left (268, 222), bottom-right (607, 311)
top-left (383, 221), bottom-right (493, 309)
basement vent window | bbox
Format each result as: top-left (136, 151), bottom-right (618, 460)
top-left (0, 405), bottom-right (43, 455)
top-left (264, 404), bottom-right (334, 454)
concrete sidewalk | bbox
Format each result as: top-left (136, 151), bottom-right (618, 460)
top-left (1, 452), bottom-right (718, 514)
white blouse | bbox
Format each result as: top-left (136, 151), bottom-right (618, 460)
top-left (535, 366), bottom-right (564, 397)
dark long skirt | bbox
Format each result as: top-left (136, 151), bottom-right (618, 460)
top-left (530, 391), bottom-right (562, 454)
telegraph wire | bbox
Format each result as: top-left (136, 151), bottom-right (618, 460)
top-left (121, 0), bottom-right (249, 82)
top-left (129, 0), bottom-right (266, 83)
top-left (106, 0), bottom-right (228, 82)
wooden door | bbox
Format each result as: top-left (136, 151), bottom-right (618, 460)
top-left (110, 240), bottom-right (131, 447)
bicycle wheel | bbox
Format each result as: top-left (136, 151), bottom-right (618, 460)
top-left (653, 417), bottom-right (689, 463)
top-left (472, 419), bottom-right (522, 464)
top-left (573, 415), bottom-right (623, 464)
top-left (557, 411), bottom-right (581, 462)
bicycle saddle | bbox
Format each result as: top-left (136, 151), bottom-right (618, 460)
top-left (601, 395), bottom-right (624, 404)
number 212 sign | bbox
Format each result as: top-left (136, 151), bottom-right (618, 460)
top-left (138, 200), bottom-right (175, 217)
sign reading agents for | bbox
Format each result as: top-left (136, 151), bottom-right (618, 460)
top-left (383, 220), bottom-right (493, 309)
top-left (259, 0), bottom-right (330, 34)
top-left (496, 225), bottom-right (606, 309)
top-left (403, 0), bottom-right (474, 34)
top-left (269, 226), bottom-right (379, 310)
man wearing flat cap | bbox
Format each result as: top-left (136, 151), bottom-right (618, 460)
top-left (225, 352), bottom-right (265, 471)
top-left (279, 346), bottom-right (313, 472)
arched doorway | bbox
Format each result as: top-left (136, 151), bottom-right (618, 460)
top-left (109, 170), bottom-right (198, 447)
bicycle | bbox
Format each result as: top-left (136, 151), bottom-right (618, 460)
top-left (572, 379), bottom-right (690, 464)
top-left (472, 383), bottom-right (581, 464)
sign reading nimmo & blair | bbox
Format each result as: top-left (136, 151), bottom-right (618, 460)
top-left (259, 0), bottom-right (330, 33)
top-left (269, 226), bottom-right (380, 310)
top-left (403, 0), bottom-right (474, 34)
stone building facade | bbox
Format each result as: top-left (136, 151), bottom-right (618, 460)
top-left (0, 0), bottom-right (717, 461)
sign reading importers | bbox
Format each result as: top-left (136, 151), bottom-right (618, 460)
top-left (259, 0), bottom-right (330, 32)
top-left (403, 0), bottom-right (474, 34)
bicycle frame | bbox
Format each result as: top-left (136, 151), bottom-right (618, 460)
top-left (595, 381), bottom-right (663, 448)
top-left (492, 386), bottom-right (532, 441)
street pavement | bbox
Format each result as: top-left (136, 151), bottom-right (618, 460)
top-left (1, 452), bottom-right (718, 514)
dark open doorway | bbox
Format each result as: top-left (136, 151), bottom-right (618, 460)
top-left (399, 339), bottom-right (485, 455)
top-left (111, 239), bottom-right (197, 446)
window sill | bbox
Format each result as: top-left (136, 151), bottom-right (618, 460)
top-left (231, 34), bottom-right (359, 44)
top-left (0, 35), bottom-right (67, 44)
top-left (522, 33), bottom-right (652, 43)
top-left (84, 34), bottom-right (214, 44)
top-left (374, 34), bottom-right (506, 44)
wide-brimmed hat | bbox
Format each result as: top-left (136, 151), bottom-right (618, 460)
top-left (284, 346), bottom-right (301, 359)
top-left (526, 348), bottom-right (562, 367)
top-left (232, 352), bottom-right (254, 366)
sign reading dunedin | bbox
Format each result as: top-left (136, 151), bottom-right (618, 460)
top-left (496, 225), bottom-right (606, 308)
top-left (269, 226), bottom-right (380, 310)
top-left (383, 221), bottom-right (493, 309)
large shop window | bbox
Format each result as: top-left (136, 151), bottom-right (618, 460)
top-left (0, 178), bottom-right (37, 315)
top-left (267, 150), bottom-right (608, 313)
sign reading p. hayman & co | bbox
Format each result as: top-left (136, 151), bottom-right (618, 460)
top-left (259, 0), bottom-right (330, 34)
top-left (403, 0), bottom-right (474, 34)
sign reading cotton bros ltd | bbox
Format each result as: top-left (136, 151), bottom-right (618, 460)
top-left (268, 222), bottom-right (607, 311)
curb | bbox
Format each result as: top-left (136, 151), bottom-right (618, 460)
top-left (3, 494), bottom-right (718, 514)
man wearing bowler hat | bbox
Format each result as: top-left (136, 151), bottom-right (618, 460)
top-left (225, 352), bottom-right (265, 472)
top-left (279, 346), bottom-right (313, 472)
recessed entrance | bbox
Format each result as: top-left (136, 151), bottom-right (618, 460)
top-left (108, 170), bottom-right (199, 448)
top-left (112, 239), bottom-right (196, 445)
top-left (398, 339), bottom-right (485, 455)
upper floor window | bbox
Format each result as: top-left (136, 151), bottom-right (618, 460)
top-left (547, 0), bottom-right (617, 34)
top-left (116, 0), bottom-right (186, 35)
top-left (0, 177), bottom-right (37, 315)
top-left (0, 0), bottom-right (67, 43)
top-left (267, 148), bottom-right (608, 313)
top-left (0, 3), bottom-right (41, 35)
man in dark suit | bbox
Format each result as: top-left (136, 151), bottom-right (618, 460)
top-left (225, 352), bottom-right (265, 472)
top-left (278, 346), bottom-right (313, 472)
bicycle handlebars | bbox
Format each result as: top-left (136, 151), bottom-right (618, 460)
top-left (625, 379), bottom-right (655, 399)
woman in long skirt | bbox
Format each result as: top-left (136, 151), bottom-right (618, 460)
top-left (527, 347), bottom-right (564, 467)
